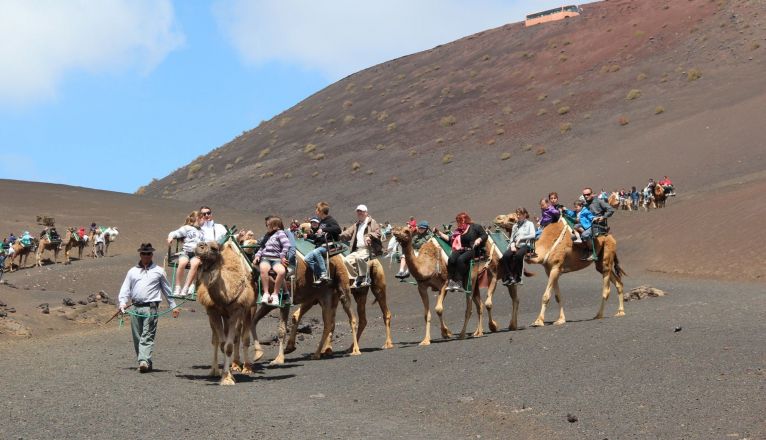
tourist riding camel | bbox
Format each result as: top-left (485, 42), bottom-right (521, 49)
top-left (499, 208), bottom-right (535, 286)
top-left (659, 175), bottom-right (676, 196)
top-left (395, 220), bottom-right (433, 279)
top-left (303, 202), bottom-right (342, 284)
top-left (433, 212), bottom-right (487, 292)
top-left (339, 204), bottom-right (382, 289)
top-left (166, 211), bottom-right (203, 297)
top-left (63, 227), bottom-right (88, 264)
top-left (253, 216), bottom-right (290, 306)
top-left (36, 228), bottom-right (61, 267)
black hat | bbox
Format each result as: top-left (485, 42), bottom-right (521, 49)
top-left (137, 243), bottom-right (156, 253)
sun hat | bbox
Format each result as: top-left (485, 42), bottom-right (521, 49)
top-left (137, 243), bottom-right (156, 253)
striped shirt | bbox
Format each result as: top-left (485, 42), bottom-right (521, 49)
top-left (118, 262), bottom-right (176, 308)
top-left (255, 230), bottom-right (291, 260)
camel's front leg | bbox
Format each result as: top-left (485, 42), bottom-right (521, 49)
top-left (339, 288), bottom-right (360, 356)
top-left (351, 290), bottom-right (368, 352)
top-left (231, 320), bottom-right (243, 373)
top-left (285, 302), bottom-right (312, 354)
top-left (270, 306), bottom-right (290, 365)
top-left (220, 312), bottom-right (242, 385)
top-left (434, 283), bottom-right (452, 339)
top-left (532, 267), bottom-right (559, 327)
top-left (471, 286), bottom-right (484, 337)
top-left (553, 276), bottom-right (566, 325)
top-left (595, 266), bottom-right (613, 320)
top-left (485, 275), bottom-right (499, 332)
top-left (458, 290), bottom-right (472, 339)
top-left (207, 312), bottom-right (223, 377)
top-left (313, 296), bottom-right (334, 360)
top-left (508, 285), bottom-right (520, 330)
top-left (418, 284), bottom-right (432, 346)
top-left (612, 270), bottom-right (626, 317)
top-left (374, 284), bottom-right (394, 349)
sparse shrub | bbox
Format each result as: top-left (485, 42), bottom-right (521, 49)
top-left (313, 153), bottom-right (325, 160)
top-left (278, 117), bottom-right (291, 127)
top-left (436, 138), bottom-right (444, 144)
top-left (521, 144), bottom-right (533, 152)
top-left (377, 111), bottom-right (389, 122)
top-left (187, 163), bottom-right (202, 180)
top-left (171, 179), bottom-right (177, 185)
top-left (634, 30), bottom-right (645, 38)
top-left (344, 114), bottom-right (355, 124)
top-left (312, 171), bottom-right (320, 177)
top-left (375, 144), bottom-right (385, 150)
top-left (135, 186), bottom-right (147, 195)
top-left (327, 118), bottom-right (336, 125)
top-left (537, 108), bottom-right (548, 116)
top-left (442, 154), bottom-right (453, 164)
top-left (408, 149), bottom-right (417, 157)
top-left (500, 152), bottom-right (511, 161)
top-left (752, 42), bottom-right (761, 51)
top-left (626, 89), bottom-right (642, 100)
top-left (560, 122), bottom-right (572, 134)
top-left (304, 143), bottom-right (317, 154)
top-left (315, 126), bottom-right (325, 133)
top-left (537, 93), bottom-right (547, 101)
top-left (225, 163), bottom-right (233, 170)
top-left (637, 73), bottom-right (647, 81)
top-left (583, 113), bottom-right (592, 119)
top-left (365, 169), bottom-right (375, 175)
top-left (343, 100), bottom-right (353, 109)
top-left (502, 106), bottom-right (513, 115)
top-left (351, 161), bottom-right (361, 172)
top-left (535, 147), bottom-right (546, 156)
top-left (255, 162), bottom-right (263, 168)
top-left (687, 68), bottom-right (702, 81)
top-left (283, 172), bottom-right (291, 179)
top-left (559, 54), bottom-right (568, 62)
top-left (391, 176), bottom-right (400, 183)
top-left (609, 65), bottom-right (621, 73)
top-left (496, 128), bottom-right (505, 135)
top-left (654, 106), bottom-right (665, 115)
top-left (440, 115), bottom-right (457, 127)
top-left (235, 156), bottom-right (243, 164)
top-left (552, 99), bottom-right (561, 106)
top-left (618, 115), bottom-right (630, 126)
top-left (259, 148), bottom-right (271, 159)
top-left (482, 54), bottom-right (491, 61)
top-left (485, 139), bottom-right (496, 145)
top-left (558, 106), bottom-right (570, 115)
top-left (387, 122), bottom-right (397, 132)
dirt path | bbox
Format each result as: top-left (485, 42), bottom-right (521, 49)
top-left (1, 272), bottom-right (763, 439)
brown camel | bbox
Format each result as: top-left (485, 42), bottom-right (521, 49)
top-left (263, 245), bottom-right (360, 359)
top-left (393, 226), bottom-right (488, 344)
top-left (7, 240), bottom-right (36, 272)
top-left (483, 231), bottom-right (525, 332)
top-left (36, 235), bottom-right (61, 267)
top-left (654, 185), bottom-right (667, 208)
top-left (494, 214), bottom-right (626, 327)
top-left (194, 240), bottom-right (259, 385)
top-left (607, 192), bottom-right (619, 208)
top-left (63, 228), bottom-right (87, 264)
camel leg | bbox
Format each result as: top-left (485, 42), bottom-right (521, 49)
top-left (373, 284), bottom-right (394, 349)
top-left (339, 288), bottom-right (361, 356)
top-left (485, 275), bottom-right (499, 332)
top-left (250, 306), bottom-right (270, 362)
top-left (285, 302), bottom-right (312, 354)
top-left (553, 276), bottom-right (566, 325)
top-left (220, 311), bottom-right (242, 385)
top-left (231, 320), bottom-right (243, 372)
top-left (434, 283), bottom-right (452, 339)
top-left (471, 286), bottom-right (484, 337)
top-left (458, 291), bottom-right (472, 339)
top-left (313, 295), bottom-right (335, 360)
top-left (207, 312), bottom-right (223, 377)
top-left (270, 306), bottom-right (290, 365)
top-left (352, 289), bottom-right (368, 352)
top-left (418, 284), bottom-right (432, 346)
top-left (612, 270), bottom-right (626, 317)
top-left (508, 285), bottom-right (520, 330)
top-left (594, 267), bottom-right (612, 320)
top-left (532, 266), bottom-right (560, 327)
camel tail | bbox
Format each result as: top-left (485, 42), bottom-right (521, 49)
top-left (613, 255), bottom-right (627, 279)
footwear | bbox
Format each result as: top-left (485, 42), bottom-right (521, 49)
top-left (514, 278), bottom-right (523, 286)
top-left (453, 281), bottom-right (465, 292)
top-left (573, 238), bottom-right (583, 244)
top-left (359, 277), bottom-right (371, 287)
top-left (319, 272), bottom-right (331, 281)
top-left (177, 287), bottom-right (188, 297)
top-left (138, 361), bottom-right (149, 373)
top-left (395, 270), bottom-right (408, 279)
top-left (173, 285), bottom-right (181, 296)
top-left (188, 284), bottom-right (196, 296)
top-left (501, 277), bottom-right (512, 286)
top-left (586, 255), bottom-right (597, 262)
top-left (446, 280), bottom-right (456, 291)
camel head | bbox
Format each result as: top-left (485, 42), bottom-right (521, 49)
top-left (493, 213), bottom-right (518, 233)
top-left (241, 238), bottom-right (258, 255)
top-left (391, 226), bottom-right (413, 244)
top-left (195, 240), bottom-right (222, 271)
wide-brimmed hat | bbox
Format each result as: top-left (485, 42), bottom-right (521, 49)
top-left (137, 243), bottom-right (156, 253)
top-left (417, 221), bottom-right (429, 229)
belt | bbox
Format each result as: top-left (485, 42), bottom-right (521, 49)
top-left (132, 301), bottom-right (159, 308)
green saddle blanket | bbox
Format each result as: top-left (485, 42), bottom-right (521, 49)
top-left (434, 236), bottom-right (452, 257)
top-left (294, 238), bottom-right (349, 258)
top-left (488, 232), bottom-right (511, 255)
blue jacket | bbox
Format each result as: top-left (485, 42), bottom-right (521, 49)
top-left (578, 207), bottom-right (594, 230)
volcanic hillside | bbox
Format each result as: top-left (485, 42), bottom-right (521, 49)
top-left (141, 0), bottom-right (766, 279)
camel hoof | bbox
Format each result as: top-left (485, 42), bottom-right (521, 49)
top-left (418, 340), bottom-right (431, 346)
top-left (472, 331), bottom-right (483, 338)
top-left (349, 349), bottom-right (362, 356)
top-left (440, 330), bottom-right (453, 339)
top-left (220, 374), bottom-right (236, 386)
top-left (531, 319), bottom-right (545, 327)
top-left (488, 321), bottom-right (499, 333)
top-left (381, 342), bottom-right (394, 350)
top-left (269, 357), bottom-right (284, 366)
top-left (284, 345), bottom-right (296, 354)
top-left (310, 352), bottom-right (322, 360)
top-left (322, 346), bottom-right (333, 355)
top-left (593, 314), bottom-right (604, 320)
top-left (553, 319), bottom-right (566, 326)
top-left (508, 323), bottom-right (518, 331)
top-left (615, 310), bottom-right (626, 317)
top-left (253, 350), bottom-right (264, 362)
top-left (230, 362), bottom-right (242, 372)
top-left (458, 333), bottom-right (467, 340)
top-left (242, 364), bottom-right (253, 374)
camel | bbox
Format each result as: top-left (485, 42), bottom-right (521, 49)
top-left (607, 192), bottom-right (619, 209)
top-left (63, 228), bottom-right (87, 264)
top-left (6, 241), bottom-right (35, 272)
top-left (482, 230), bottom-right (527, 333)
top-left (392, 226), bottom-right (489, 344)
top-left (89, 227), bottom-right (119, 258)
top-left (36, 234), bottom-right (61, 267)
top-left (494, 214), bottom-right (626, 327)
top-left (654, 185), bottom-right (667, 209)
top-left (194, 239), bottom-right (260, 385)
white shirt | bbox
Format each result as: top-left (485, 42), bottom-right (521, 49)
top-left (511, 219), bottom-right (536, 245)
top-left (201, 220), bottom-right (227, 244)
top-left (118, 262), bottom-right (175, 308)
top-left (355, 218), bottom-right (369, 249)
top-left (168, 225), bottom-right (204, 253)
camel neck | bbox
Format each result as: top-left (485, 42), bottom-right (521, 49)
top-left (401, 239), bottom-right (429, 280)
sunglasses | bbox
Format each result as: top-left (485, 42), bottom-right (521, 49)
top-left (582, 193), bottom-right (592, 196)
top-left (201, 211), bottom-right (212, 216)
top-left (140, 252), bottom-right (153, 256)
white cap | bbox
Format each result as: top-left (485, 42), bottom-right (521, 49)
top-left (355, 204), bottom-right (368, 212)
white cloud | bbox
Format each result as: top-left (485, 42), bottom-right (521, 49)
top-left (214, 0), bottom-right (591, 80)
top-left (0, 0), bottom-right (184, 107)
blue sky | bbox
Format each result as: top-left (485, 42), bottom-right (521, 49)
top-left (0, 0), bottom-right (594, 193)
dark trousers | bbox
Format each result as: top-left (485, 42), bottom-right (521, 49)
top-left (501, 245), bottom-right (529, 280)
top-left (447, 249), bottom-right (474, 283)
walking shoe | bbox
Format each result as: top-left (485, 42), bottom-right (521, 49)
top-left (446, 280), bottom-right (456, 291)
top-left (586, 255), bottom-right (597, 262)
top-left (138, 361), bottom-right (149, 373)
top-left (359, 277), bottom-right (371, 287)
top-left (313, 277), bottom-right (323, 286)
top-left (177, 287), bottom-right (188, 297)
top-left (501, 277), bottom-right (512, 286)
top-left (173, 285), bottom-right (181, 296)
top-left (395, 270), bottom-right (408, 279)
top-left (514, 278), bottom-right (523, 286)
top-left (188, 284), bottom-right (196, 296)
top-left (573, 238), bottom-right (583, 244)
top-left (320, 272), bottom-right (331, 281)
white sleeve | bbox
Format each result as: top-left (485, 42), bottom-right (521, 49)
top-left (118, 270), bottom-right (132, 307)
top-left (168, 226), bottom-right (187, 240)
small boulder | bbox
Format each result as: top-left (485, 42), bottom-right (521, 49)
top-left (41, 305), bottom-right (50, 314)
top-left (567, 413), bottom-right (578, 423)
top-left (297, 324), bottom-right (313, 334)
top-left (0, 310), bottom-right (7, 318)
top-left (63, 298), bottom-right (76, 306)
top-left (624, 285), bottom-right (667, 301)
top-left (0, 300), bottom-right (6, 307)
top-left (77, 300), bottom-right (88, 305)
top-left (87, 293), bottom-right (98, 303)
